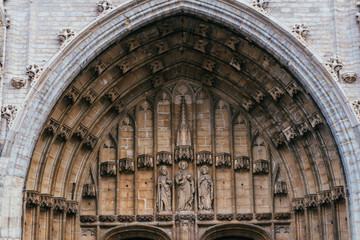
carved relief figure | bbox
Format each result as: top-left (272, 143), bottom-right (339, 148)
top-left (175, 160), bottom-right (194, 211)
top-left (157, 166), bottom-right (172, 212)
top-left (198, 166), bottom-right (214, 212)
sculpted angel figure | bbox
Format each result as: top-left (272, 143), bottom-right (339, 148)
top-left (175, 160), bottom-right (194, 211)
top-left (198, 166), bottom-right (214, 211)
top-left (157, 166), bottom-right (172, 212)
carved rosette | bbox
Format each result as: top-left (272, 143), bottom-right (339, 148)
top-left (100, 161), bottom-right (117, 177)
top-left (119, 158), bottom-right (135, 173)
top-left (274, 212), bottom-right (291, 220)
top-left (308, 112), bottom-right (322, 128)
top-left (137, 154), bottom-right (154, 169)
top-left (99, 215), bottom-right (117, 222)
top-left (74, 124), bottom-right (88, 140)
top-left (80, 215), bottom-right (97, 223)
top-left (26, 64), bottom-right (42, 82)
top-left (57, 125), bottom-right (72, 142)
top-left (269, 86), bottom-right (284, 101)
top-left (253, 159), bottom-right (269, 174)
top-left (84, 134), bottom-right (98, 149)
top-left (255, 213), bottom-right (272, 220)
top-left (252, 89), bottom-right (265, 103)
top-left (217, 214), bottom-right (234, 221)
top-left (198, 214), bottom-right (214, 221)
top-left (40, 194), bottom-right (54, 209)
top-left (326, 56), bottom-right (343, 74)
top-left (341, 72), bottom-right (357, 83)
top-left (156, 214), bottom-right (173, 221)
top-left (54, 197), bottom-right (67, 212)
top-left (292, 24), bottom-right (309, 40)
top-left (26, 191), bottom-right (40, 208)
top-left (174, 145), bottom-right (194, 162)
top-left (58, 28), bottom-right (75, 44)
top-left (118, 215), bottom-right (135, 222)
top-left (136, 214), bottom-right (154, 222)
top-left (292, 198), bottom-right (305, 212)
top-left (67, 201), bottom-right (79, 215)
top-left (82, 184), bottom-right (96, 198)
top-left (64, 86), bottom-right (80, 104)
top-left (234, 156), bottom-right (250, 171)
top-left (235, 213), bottom-right (253, 221)
top-left (196, 150), bottom-right (213, 165)
top-left (45, 118), bottom-right (60, 135)
top-left (215, 152), bottom-right (231, 168)
top-left (97, 0), bottom-right (113, 14)
top-left (318, 190), bottom-right (332, 205)
top-left (304, 194), bottom-right (318, 208)
top-left (274, 181), bottom-right (287, 195)
top-left (175, 214), bottom-right (196, 226)
top-left (332, 186), bottom-right (345, 202)
top-left (156, 151), bottom-right (172, 165)
top-left (285, 81), bottom-right (301, 97)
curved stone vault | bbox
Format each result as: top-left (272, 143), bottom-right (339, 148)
top-left (22, 14), bottom-right (349, 240)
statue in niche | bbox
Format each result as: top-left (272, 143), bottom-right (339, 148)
top-left (175, 160), bottom-right (194, 211)
top-left (198, 166), bottom-right (214, 212)
top-left (157, 166), bottom-right (172, 213)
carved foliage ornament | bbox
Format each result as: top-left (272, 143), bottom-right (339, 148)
top-left (26, 64), bottom-right (42, 82)
top-left (255, 213), bottom-right (272, 220)
top-left (175, 214), bottom-right (196, 226)
top-left (217, 214), bottom-right (234, 221)
top-left (241, 98), bottom-right (254, 112)
top-left (274, 212), bottom-right (291, 220)
top-left (58, 28), bottom-right (75, 43)
top-left (82, 228), bottom-right (96, 236)
top-left (99, 215), bottom-right (116, 222)
top-left (236, 213), bottom-right (253, 221)
top-left (352, 100), bottom-right (360, 122)
top-left (119, 158), bottom-right (135, 173)
top-left (269, 86), bottom-right (284, 101)
top-left (285, 81), bottom-right (301, 97)
top-left (198, 214), bottom-right (214, 221)
top-left (326, 56), bottom-right (342, 74)
top-left (149, 60), bottom-right (163, 73)
top-left (156, 214), bottom-right (173, 221)
top-left (118, 215), bottom-right (135, 222)
top-left (292, 24), bottom-right (309, 40)
top-left (136, 214), bottom-right (154, 222)
top-left (97, 0), bottom-right (113, 14)
top-left (80, 215), bottom-right (97, 223)
top-left (253, 0), bottom-right (269, 10)
top-left (272, 132), bottom-right (285, 148)
top-left (1, 105), bottom-right (17, 126)
top-left (308, 112), bottom-right (322, 128)
top-left (234, 156), bottom-right (250, 171)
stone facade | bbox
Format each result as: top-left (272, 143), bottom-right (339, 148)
top-left (0, 0), bottom-right (360, 240)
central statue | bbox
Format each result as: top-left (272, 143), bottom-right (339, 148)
top-left (175, 160), bottom-right (195, 211)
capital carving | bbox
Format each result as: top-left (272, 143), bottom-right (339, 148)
top-left (97, 0), bottom-right (113, 14)
top-left (26, 190), bottom-right (40, 208)
top-left (40, 194), bottom-right (54, 209)
top-left (11, 77), bottom-right (26, 89)
top-left (308, 112), bottom-right (322, 128)
top-left (292, 198), bottom-right (305, 212)
top-left (196, 150), bottom-right (212, 165)
top-left (332, 186), bottom-right (345, 202)
top-left (285, 81), bottom-right (301, 97)
top-left (1, 105), bottom-right (18, 126)
top-left (283, 126), bottom-right (297, 142)
top-left (58, 28), bottom-right (75, 44)
top-left (149, 60), bottom-right (163, 73)
top-left (57, 125), bottom-right (72, 141)
top-left (67, 200), bottom-right (78, 215)
top-left (241, 98), bottom-right (254, 112)
top-left (137, 154), bottom-right (154, 169)
top-left (100, 161), bottom-right (117, 177)
top-left (235, 213), bottom-right (253, 221)
top-left (119, 158), bottom-right (135, 173)
top-left (252, 0), bottom-right (269, 11)
top-left (269, 86), bottom-right (284, 101)
top-left (80, 215), bottom-right (97, 223)
top-left (136, 214), bottom-right (154, 222)
top-left (274, 181), bottom-right (287, 195)
top-left (255, 213), bottom-right (272, 220)
top-left (44, 118), bottom-right (60, 135)
top-left (84, 134), bottom-right (98, 149)
top-left (292, 24), bottom-right (309, 40)
top-left (318, 190), bottom-right (332, 205)
top-left (215, 152), bottom-right (231, 168)
top-left (341, 72), bottom-right (357, 83)
top-left (274, 212), bottom-right (291, 220)
top-left (198, 213), bottom-right (214, 221)
top-left (304, 194), bottom-right (318, 208)
top-left (156, 151), bottom-right (172, 165)
top-left (202, 59), bottom-right (216, 72)
top-left (217, 214), bottom-right (234, 221)
top-left (234, 156), bottom-right (250, 171)
top-left (82, 183), bottom-right (96, 198)
top-left (253, 159), bottom-right (269, 174)
top-left (118, 215), bottom-right (135, 222)
top-left (63, 86), bottom-right (80, 104)
top-left (99, 215), bottom-right (116, 222)
top-left (54, 197), bottom-right (67, 212)
top-left (326, 56), bottom-right (342, 75)
top-left (74, 123), bottom-right (88, 140)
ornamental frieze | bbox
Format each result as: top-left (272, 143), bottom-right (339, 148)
top-left (80, 215), bottom-right (97, 223)
top-left (118, 215), bottom-right (135, 222)
top-left (136, 214), bottom-right (154, 222)
top-left (255, 213), bottom-right (272, 220)
top-left (99, 215), bottom-right (117, 222)
top-left (235, 213), bottom-right (253, 221)
top-left (274, 212), bottom-right (291, 220)
top-left (198, 213), bottom-right (214, 221)
top-left (156, 214), bottom-right (173, 221)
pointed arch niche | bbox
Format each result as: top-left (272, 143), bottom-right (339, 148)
top-left (14, 3), bottom-right (354, 240)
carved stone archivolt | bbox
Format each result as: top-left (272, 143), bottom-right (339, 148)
top-left (137, 154), bottom-right (154, 169)
top-left (253, 159), bottom-right (269, 174)
top-left (234, 156), bottom-right (250, 171)
top-left (119, 158), bottom-right (135, 173)
top-left (196, 150), bottom-right (212, 165)
top-left (215, 152), bottom-right (231, 167)
top-left (157, 166), bottom-right (172, 213)
top-left (100, 161), bottom-right (117, 177)
top-left (175, 161), bottom-right (195, 211)
top-left (157, 151), bottom-right (172, 165)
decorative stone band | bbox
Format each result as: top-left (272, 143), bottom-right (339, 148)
top-left (217, 214), bottom-right (234, 221)
top-left (198, 213), bottom-right (214, 221)
top-left (175, 214), bottom-right (196, 226)
top-left (80, 215), bottom-right (98, 223)
top-left (136, 214), bottom-right (154, 222)
top-left (156, 214), bottom-right (173, 221)
top-left (99, 215), bottom-right (117, 222)
top-left (118, 215), bottom-right (135, 222)
top-left (235, 213), bottom-right (253, 221)
top-left (255, 213), bottom-right (272, 220)
top-left (273, 212), bottom-right (291, 220)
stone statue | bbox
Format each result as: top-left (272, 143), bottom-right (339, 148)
top-left (198, 166), bottom-right (214, 211)
top-left (175, 160), bottom-right (194, 211)
top-left (157, 166), bottom-right (172, 212)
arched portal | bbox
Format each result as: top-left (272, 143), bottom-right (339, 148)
top-left (199, 224), bottom-right (272, 240)
top-left (0, 1), bottom-right (357, 240)
top-left (99, 225), bottom-right (172, 240)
